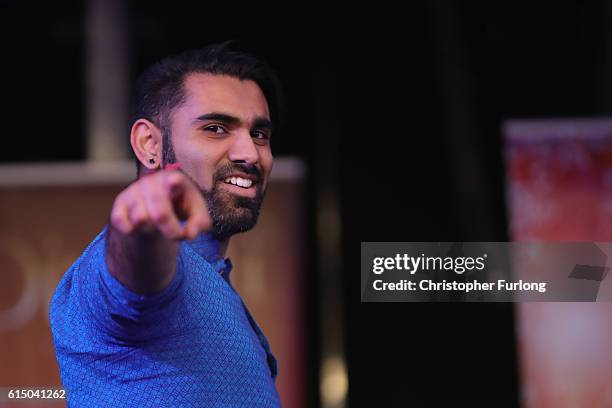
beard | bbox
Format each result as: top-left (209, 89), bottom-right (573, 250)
top-left (162, 128), bottom-right (266, 240)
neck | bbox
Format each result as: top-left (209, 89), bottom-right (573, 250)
top-left (188, 231), bottom-right (230, 262)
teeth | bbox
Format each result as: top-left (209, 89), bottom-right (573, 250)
top-left (224, 176), bottom-right (253, 188)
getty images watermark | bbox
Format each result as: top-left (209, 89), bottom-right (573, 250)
top-left (361, 243), bottom-right (612, 302)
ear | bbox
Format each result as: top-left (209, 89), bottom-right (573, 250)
top-left (130, 118), bottom-right (162, 171)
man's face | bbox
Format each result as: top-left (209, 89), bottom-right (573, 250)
top-left (164, 73), bottom-right (274, 239)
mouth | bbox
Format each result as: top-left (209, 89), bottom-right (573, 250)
top-left (224, 175), bottom-right (254, 188)
top-left (219, 173), bottom-right (258, 197)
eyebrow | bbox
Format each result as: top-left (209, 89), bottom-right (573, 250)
top-left (194, 112), bottom-right (273, 131)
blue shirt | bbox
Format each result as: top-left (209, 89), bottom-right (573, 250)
top-left (50, 227), bottom-right (280, 407)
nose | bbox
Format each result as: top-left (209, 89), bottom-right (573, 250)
top-left (228, 131), bottom-right (259, 165)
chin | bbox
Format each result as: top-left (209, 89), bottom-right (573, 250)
top-left (211, 204), bottom-right (260, 238)
top-left (203, 185), bottom-right (264, 239)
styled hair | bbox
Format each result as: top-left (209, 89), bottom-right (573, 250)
top-left (130, 41), bottom-right (284, 175)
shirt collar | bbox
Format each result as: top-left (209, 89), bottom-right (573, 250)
top-left (187, 232), bottom-right (233, 280)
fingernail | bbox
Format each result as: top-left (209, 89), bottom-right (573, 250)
top-left (165, 163), bottom-right (182, 171)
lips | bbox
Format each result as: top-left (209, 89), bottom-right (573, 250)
top-left (212, 163), bottom-right (263, 199)
top-left (216, 171), bottom-right (260, 198)
top-left (224, 175), bottom-right (253, 188)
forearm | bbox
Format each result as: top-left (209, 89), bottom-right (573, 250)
top-left (105, 224), bottom-right (180, 295)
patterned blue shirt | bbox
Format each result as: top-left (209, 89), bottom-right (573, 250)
top-left (50, 227), bottom-right (280, 407)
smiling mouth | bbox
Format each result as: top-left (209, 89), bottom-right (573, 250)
top-left (223, 176), bottom-right (254, 189)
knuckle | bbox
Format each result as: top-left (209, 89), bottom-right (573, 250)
top-left (117, 189), bottom-right (138, 207)
top-left (110, 211), bottom-right (123, 227)
top-left (130, 212), bottom-right (147, 226)
top-left (166, 172), bottom-right (185, 186)
top-left (150, 210), bottom-right (170, 225)
top-left (128, 203), bottom-right (146, 220)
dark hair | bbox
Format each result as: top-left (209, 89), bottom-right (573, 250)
top-left (130, 41), bottom-right (284, 175)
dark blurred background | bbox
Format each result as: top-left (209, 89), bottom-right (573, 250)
top-left (1, 1), bottom-right (611, 407)
top-left (351, 3), bottom-right (606, 407)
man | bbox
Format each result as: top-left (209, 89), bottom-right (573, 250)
top-left (50, 42), bottom-right (283, 407)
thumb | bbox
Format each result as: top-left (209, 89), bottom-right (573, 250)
top-left (184, 211), bottom-right (213, 239)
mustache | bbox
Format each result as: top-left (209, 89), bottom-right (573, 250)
top-left (213, 163), bottom-right (263, 185)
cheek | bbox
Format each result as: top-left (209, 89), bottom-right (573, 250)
top-left (259, 150), bottom-right (273, 176)
top-left (199, 154), bottom-right (224, 188)
top-left (259, 148), bottom-right (273, 169)
top-left (175, 148), bottom-right (219, 190)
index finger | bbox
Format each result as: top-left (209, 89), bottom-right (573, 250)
top-left (163, 170), bottom-right (212, 239)
top-left (139, 174), bottom-right (185, 239)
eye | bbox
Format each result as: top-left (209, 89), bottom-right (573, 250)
top-left (204, 125), bottom-right (227, 134)
top-left (251, 130), bottom-right (270, 140)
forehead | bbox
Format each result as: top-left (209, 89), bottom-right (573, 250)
top-left (179, 73), bottom-right (270, 121)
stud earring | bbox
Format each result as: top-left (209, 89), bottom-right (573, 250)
top-left (149, 158), bottom-right (155, 164)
